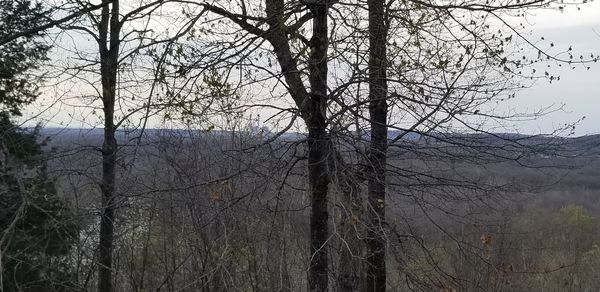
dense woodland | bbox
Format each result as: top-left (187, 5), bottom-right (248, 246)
top-left (1, 0), bottom-right (600, 292)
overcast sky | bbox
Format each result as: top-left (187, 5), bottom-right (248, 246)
top-left (26, 2), bottom-right (600, 136)
top-left (505, 2), bottom-right (600, 135)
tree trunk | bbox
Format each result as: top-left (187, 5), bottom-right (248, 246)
top-left (366, 0), bottom-right (388, 291)
top-left (234, 0), bottom-right (333, 289)
top-left (307, 2), bottom-right (330, 291)
top-left (336, 187), bottom-right (363, 292)
top-left (97, 1), bottom-right (120, 291)
top-left (308, 128), bottom-right (330, 292)
top-left (330, 148), bottom-right (363, 292)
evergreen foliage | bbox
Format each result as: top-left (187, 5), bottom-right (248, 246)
top-left (0, 1), bottom-right (78, 291)
top-left (0, 0), bottom-right (50, 116)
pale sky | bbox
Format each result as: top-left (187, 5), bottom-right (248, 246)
top-left (503, 2), bottom-right (600, 135)
top-left (24, 2), bottom-right (600, 136)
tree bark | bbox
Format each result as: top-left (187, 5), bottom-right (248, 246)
top-left (97, 1), bottom-right (120, 292)
top-left (336, 181), bottom-right (363, 292)
top-left (308, 127), bottom-right (330, 292)
top-left (328, 146), bottom-right (364, 292)
top-left (206, 1), bottom-right (332, 289)
top-left (366, 0), bottom-right (388, 291)
top-left (307, 2), bottom-right (330, 291)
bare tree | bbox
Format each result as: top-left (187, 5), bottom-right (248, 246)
top-left (37, 1), bottom-right (203, 291)
top-left (163, 1), bottom-right (335, 290)
top-left (366, 0), bottom-right (388, 290)
top-left (95, 2), bottom-right (120, 291)
top-left (6, 0), bottom-right (599, 291)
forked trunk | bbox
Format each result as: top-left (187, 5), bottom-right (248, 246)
top-left (97, 1), bottom-right (120, 291)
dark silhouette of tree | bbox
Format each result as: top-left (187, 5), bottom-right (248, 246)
top-left (95, 2), bottom-right (120, 292)
top-left (0, 0), bottom-right (50, 116)
top-left (0, 114), bottom-right (78, 292)
top-left (0, 3), bottom-right (77, 290)
top-left (169, 1), bottom-right (335, 290)
top-left (366, 0), bottom-right (388, 290)
top-left (40, 1), bottom-right (204, 290)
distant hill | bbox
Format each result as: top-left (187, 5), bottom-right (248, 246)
top-left (39, 127), bottom-right (600, 156)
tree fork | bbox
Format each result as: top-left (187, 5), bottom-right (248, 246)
top-left (97, 1), bottom-right (120, 291)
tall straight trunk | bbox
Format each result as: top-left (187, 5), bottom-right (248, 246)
top-left (366, 0), bottom-right (388, 291)
top-left (97, 1), bottom-right (120, 292)
top-left (307, 127), bottom-right (330, 292)
top-left (307, 2), bottom-right (330, 291)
